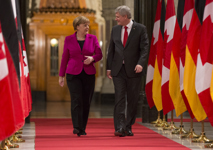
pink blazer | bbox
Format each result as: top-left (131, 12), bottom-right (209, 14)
top-left (59, 32), bottom-right (103, 76)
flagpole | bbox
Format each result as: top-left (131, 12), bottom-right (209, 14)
top-left (205, 142), bottom-right (213, 148)
top-left (0, 140), bottom-right (9, 150)
top-left (8, 128), bottom-right (25, 143)
top-left (9, 134), bottom-right (25, 143)
top-left (171, 114), bottom-right (188, 134)
top-left (170, 110), bottom-right (179, 130)
top-left (5, 138), bottom-right (19, 148)
top-left (15, 130), bottom-right (22, 135)
top-left (192, 121), bottom-right (213, 143)
top-left (181, 118), bottom-right (199, 138)
top-left (155, 115), bottom-right (169, 128)
top-left (163, 110), bottom-right (179, 130)
top-left (151, 111), bottom-right (162, 125)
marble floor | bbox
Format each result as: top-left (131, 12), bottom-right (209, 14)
top-left (141, 122), bottom-right (213, 150)
top-left (2, 96), bottom-right (213, 150)
top-left (14, 123), bottom-right (35, 150)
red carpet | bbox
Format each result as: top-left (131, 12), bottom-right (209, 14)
top-left (31, 118), bottom-right (190, 150)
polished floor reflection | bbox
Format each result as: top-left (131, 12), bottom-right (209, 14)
top-left (31, 98), bottom-right (115, 118)
top-left (31, 94), bottom-right (143, 119)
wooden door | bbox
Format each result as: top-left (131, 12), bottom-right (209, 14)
top-left (46, 35), bottom-right (70, 101)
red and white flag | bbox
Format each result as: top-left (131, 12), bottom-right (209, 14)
top-left (0, 0), bottom-right (25, 134)
top-left (152, 0), bottom-right (166, 111)
top-left (22, 31), bottom-right (32, 112)
top-left (195, 0), bottom-right (213, 126)
top-left (11, 0), bottom-right (31, 117)
top-left (161, 0), bottom-right (176, 115)
top-left (16, 0), bottom-right (32, 113)
top-left (0, 23), bottom-right (16, 141)
top-left (145, 0), bottom-right (161, 108)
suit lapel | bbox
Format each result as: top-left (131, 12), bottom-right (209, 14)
top-left (117, 26), bottom-right (124, 50)
top-left (124, 22), bottom-right (137, 48)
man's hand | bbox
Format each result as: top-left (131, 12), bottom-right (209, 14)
top-left (84, 56), bottom-right (94, 65)
top-left (59, 76), bottom-right (64, 87)
top-left (134, 65), bottom-right (143, 73)
top-left (107, 70), bottom-right (112, 79)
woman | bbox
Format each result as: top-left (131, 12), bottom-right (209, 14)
top-left (59, 16), bottom-right (102, 136)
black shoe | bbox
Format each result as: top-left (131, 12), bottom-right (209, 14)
top-left (79, 130), bottom-right (87, 135)
top-left (125, 130), bottom-right (134, 136)
top-left (114, 128), bottom-right (125, 137)
top-left (73, 128), bottom-right (80, 134)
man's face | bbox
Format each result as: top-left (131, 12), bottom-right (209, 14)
top-left (115, 12), bottom-right (127, 26)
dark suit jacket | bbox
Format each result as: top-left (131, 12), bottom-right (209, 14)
top-left (107, 21), bottom-right (149, 78)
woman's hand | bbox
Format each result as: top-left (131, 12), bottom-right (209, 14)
top-left (59, 76), bottom-right (64, 87)
top-left (84, 56), bottom-right (94, 65)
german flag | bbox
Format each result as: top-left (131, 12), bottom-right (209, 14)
top-left (183, 0), bottom-right (207, 121)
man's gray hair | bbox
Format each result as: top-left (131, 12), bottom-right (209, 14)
top-left (115, 5), bottom-right (131, 19)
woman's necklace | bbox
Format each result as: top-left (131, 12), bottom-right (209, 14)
top-left (77, 35), bottom-right (85, 40)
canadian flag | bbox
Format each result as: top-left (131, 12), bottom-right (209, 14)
top-left (16, 0), bottom-right (32, 113)
top-left (195, 0), bottom-right (213, 126)
top-left (145, 0), bottom-right (161, 108)
top-left (161, 0), bottom-right (176, 115)
top-left (0, 0), bottom-right (25, 137)
top-left (0, 23), bottom-right (16, 141)
top-left (11, 0), bottom-right (32, 117)
top-left (22, 31), bottom-right (32, 112)
top-left (152, 0), bottom-right (166, 111)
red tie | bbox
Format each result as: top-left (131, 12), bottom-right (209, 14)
top-left (123, 26), bottom-right (128, 47)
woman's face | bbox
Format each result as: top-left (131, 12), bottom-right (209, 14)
top-left (77, 22), bottom-right (90, 35)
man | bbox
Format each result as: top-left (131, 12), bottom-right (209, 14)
top-left (107, 5), bottom-right (149, 137)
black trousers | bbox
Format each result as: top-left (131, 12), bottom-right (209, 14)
top-left (66, 70), bottom-right (95, 131)
top-left (112, 65), bottom-right (142, 131)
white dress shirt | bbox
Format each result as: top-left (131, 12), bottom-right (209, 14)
top-left (107, 20), bottom-right (133, 70)
top-left (121, 20), bottom-right (133, 64)
top-left (121, 20), bottom-right (133, 44)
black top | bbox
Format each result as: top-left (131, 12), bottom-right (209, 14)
top-left (78, 40), bottom-right (85, 50)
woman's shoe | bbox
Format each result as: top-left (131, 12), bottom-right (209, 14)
top-left (80, 130), bottom-right (87, 135)
top-left (73, 128), bottom-right (80, 134)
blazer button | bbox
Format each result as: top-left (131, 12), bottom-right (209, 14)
top-left (82, 60), bottom-right (83, 62)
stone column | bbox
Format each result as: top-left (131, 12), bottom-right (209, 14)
top-left (85, 0), bottom-right (106, 95)
top-left (124, 0), bottom-right (134, 19)
top-left (100, 0), bottom-right (125, 103)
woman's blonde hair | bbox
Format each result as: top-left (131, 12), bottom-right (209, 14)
top-left (73, 16), bottom-right (90, 30)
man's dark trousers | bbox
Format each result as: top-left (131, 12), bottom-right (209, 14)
top-left (113, 65), bottom-right (142, 131)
